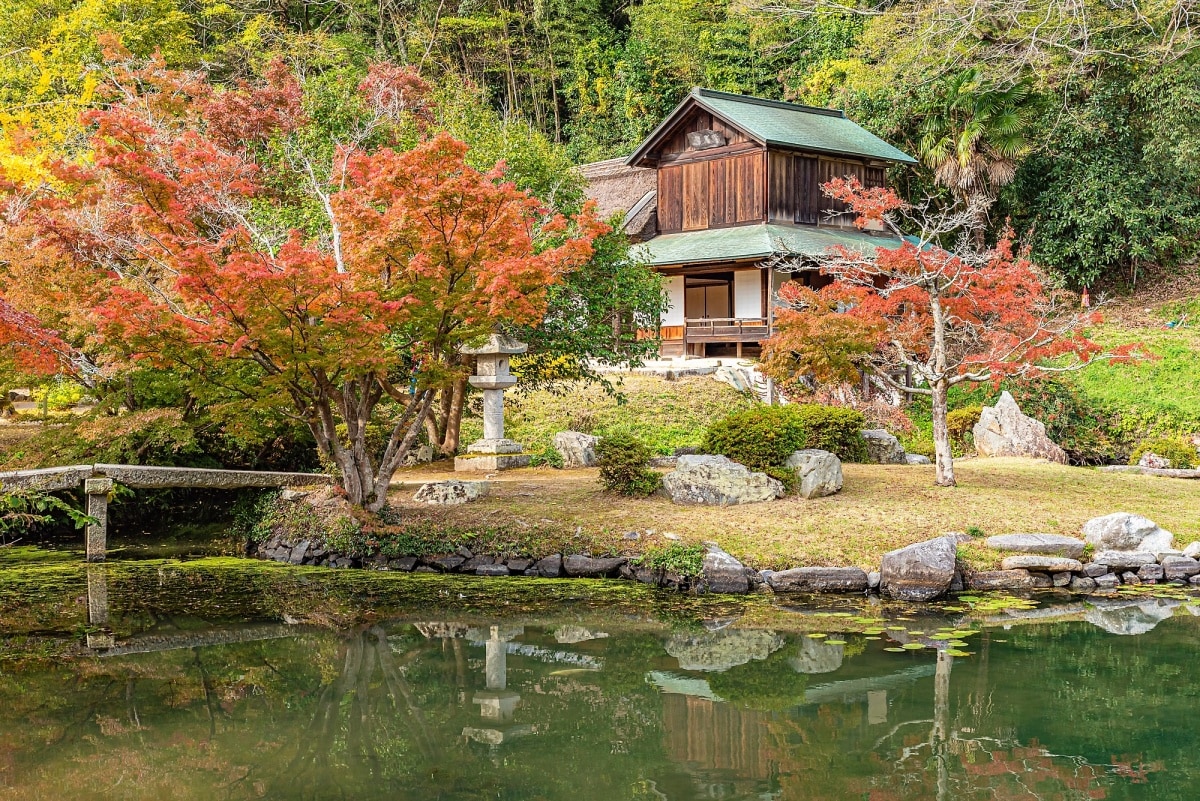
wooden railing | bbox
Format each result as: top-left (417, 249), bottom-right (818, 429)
top-left (683, 317), bottom-right (770, 342)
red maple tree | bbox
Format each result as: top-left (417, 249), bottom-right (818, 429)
top-left (14, 52), bottom-right (602, 508)
top-left (763, 179), bottom-right (1142, 486)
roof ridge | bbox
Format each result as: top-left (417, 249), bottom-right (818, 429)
top-left (692, 88), bottom-right (846, 119)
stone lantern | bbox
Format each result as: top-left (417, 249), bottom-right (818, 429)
top-left (455, 333), bottom-right (532, 472)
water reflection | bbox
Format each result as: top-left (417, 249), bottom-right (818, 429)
top-left (1, 563), bottom-right (1196, 799)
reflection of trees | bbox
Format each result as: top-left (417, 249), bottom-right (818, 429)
top-left (276, 627), bottom-right (440, 798)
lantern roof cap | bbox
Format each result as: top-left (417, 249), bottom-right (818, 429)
top-left (461, 333), bottom-right (528, 356)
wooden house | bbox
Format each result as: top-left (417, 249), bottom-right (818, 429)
top-left (581, 88), bottom-right (917, 358)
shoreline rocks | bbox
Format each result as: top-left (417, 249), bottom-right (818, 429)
top-left (880, 536), bottom-right (957, 601)
top-left (985, 533), bottom-right (1086, 560)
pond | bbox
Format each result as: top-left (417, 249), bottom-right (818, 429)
top-left (1, 544), bottom-right (1197, 800)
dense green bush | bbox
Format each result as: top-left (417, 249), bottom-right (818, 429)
top-left (596, 431), bottom-right (662, 497)
top-left (702, 404), bottom-right (868, 474)
top-left (1130, 436), bottom-right (1198, 469)
top-left (946, 405), bottom-right (983, 456)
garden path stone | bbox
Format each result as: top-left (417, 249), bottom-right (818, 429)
top-left (879, 536), bottom-right (957, 601)
top-left (661, 455), bottom-right (784, 506)
top-left (985, 534), bottom-right (1086, 560)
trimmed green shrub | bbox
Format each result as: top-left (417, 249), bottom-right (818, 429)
top-left (632, 542), bottom-right (706, 577)
top-left (946, 405), bottom-right (983, 456)
top-left (702, 404), bottom-right (868, 473)
top-left (597, 431), bottom-right (662, 496)
top-left (1130, 436), bottom-right (1198, 469)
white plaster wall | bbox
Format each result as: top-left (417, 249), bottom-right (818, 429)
top-left (733, 270), bottom-right (763, 319)
top-left (663, 275), bottom-right (685, 326)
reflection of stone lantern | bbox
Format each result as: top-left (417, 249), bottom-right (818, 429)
top-left (463, 624), bottom-right (533, 748)
top-left (455, 334), bottom-right (532, 472)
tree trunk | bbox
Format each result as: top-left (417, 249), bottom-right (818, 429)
top-left (931, 379), bottom-right (956, 487)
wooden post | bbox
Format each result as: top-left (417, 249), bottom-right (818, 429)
top-left (84, 477), bottom-right (112, 562)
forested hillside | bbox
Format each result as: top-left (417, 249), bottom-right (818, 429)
top-left (1, 0), bottom-right (1197, 288)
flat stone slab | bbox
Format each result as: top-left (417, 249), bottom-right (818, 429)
top-left (999, 555), bottom-right (1083, 572)
top-left (413, 480), bottom-right (489, 505)
top-left (0, 465), bottom-right (96, 492)
top-left (985, 534), bottom-right (1086, 560)
top-left (965, 569), bottom-right (1034, 590)
top-left (562, 555), bottom-right (625, 577)
top-left (1098, 465), bottom-right (1200, 479)
top-left (1093, 550), bottom-right (1158, 569)
top-left (767, 567), bottom-right (869, 593)
top-left (96, 464), bottom-right (330, 489)
top-left (454, 454), bottom-right (532, 472)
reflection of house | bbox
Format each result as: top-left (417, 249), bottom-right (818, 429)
top-left (581, 89), bottom-right (916, 358)
top-left (661, 693), bottom-right (776, 798)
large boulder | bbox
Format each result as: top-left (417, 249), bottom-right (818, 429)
top-left (696, 546), bottom-right (752, 594)
top-left (553, 431), bottom-right (600, 469)
top-left (862, 429), bottom-right (907, 464)
top-left (879, 536), bottom-right (958, 601)
top-left (985, 533), bottom-right (1086, 560)
top-left (972, 392), bottom-right (1068, 463)
top-left (1083, 513), bottom-right (1174, 553)
top-left (785, 449), bottom-right (844, 499)
top-left (767, 567), bottom-right (869, 593)
top-left (413, 480), bottom-right (488, 505)
top-left (662, 455), bottom-right (785, 506)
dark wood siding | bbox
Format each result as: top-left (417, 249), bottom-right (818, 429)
top-left (681, 161), bottom-right (709, 231)
top-left (658, 165), bottom-right (683, 232)
top-left (768, 151), bottom-right (793, 222)
top-left (763, 151), bottom-right (878, 225)
top-left (657, 153), bottom-right (763, 233)
top-left (796, 156), bottom-right (819, 224)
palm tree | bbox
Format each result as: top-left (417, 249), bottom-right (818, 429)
top-left (918, 68), bottom-right (1034, 242)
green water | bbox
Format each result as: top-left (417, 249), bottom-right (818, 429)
top-left (1, 546), bottom-right (1198, 800)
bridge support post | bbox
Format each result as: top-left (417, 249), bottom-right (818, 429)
top-left (84, 478), bottom-right (112, 562)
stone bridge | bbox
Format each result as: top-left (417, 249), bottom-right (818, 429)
top-left (0, 463), bottom-right (331, 561)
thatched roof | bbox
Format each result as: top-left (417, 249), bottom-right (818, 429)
top-left (577, 158), bottom-right (657, 241)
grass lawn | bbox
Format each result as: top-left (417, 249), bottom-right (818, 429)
top-left (458, 373), bottom-right (756, 459)
top-left (389, 457), bottom-right (1200, 572)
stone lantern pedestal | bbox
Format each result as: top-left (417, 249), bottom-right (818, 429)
top-left (455, 334), bottom-right (532, 472)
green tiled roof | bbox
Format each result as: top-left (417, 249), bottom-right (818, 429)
top-left (628, 88), bottom-right (917, 166)
top-left (635, 223), bottom-right (904, 268)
